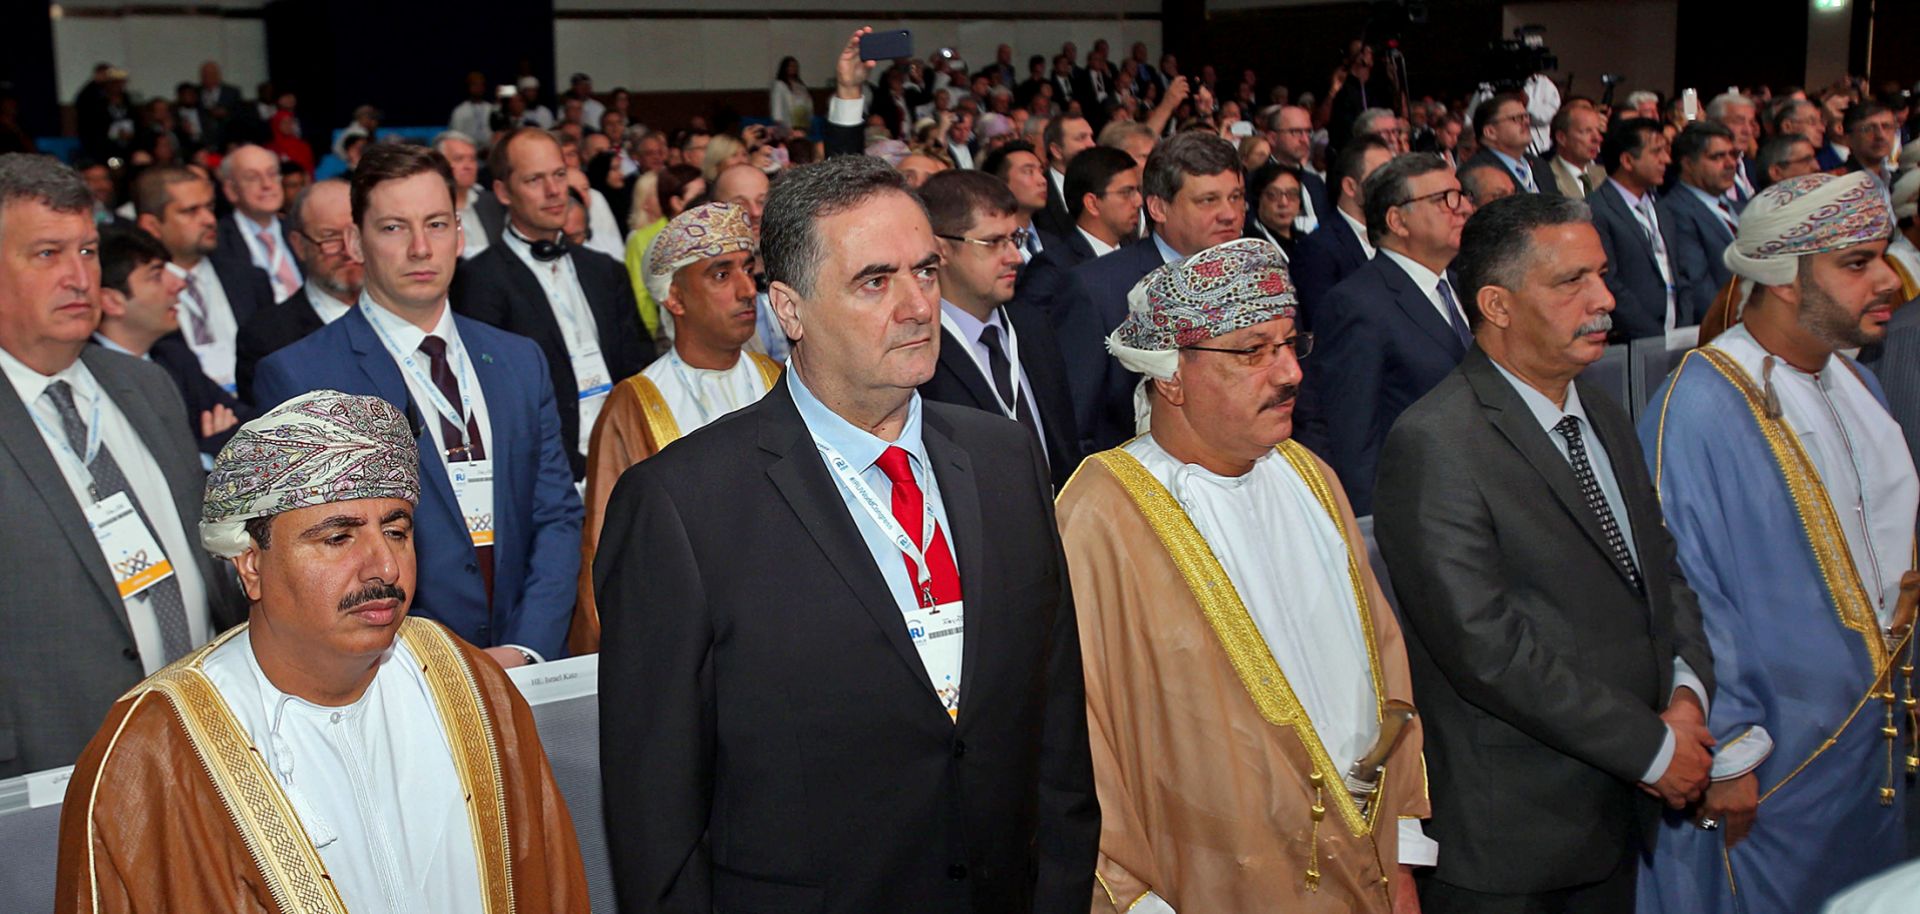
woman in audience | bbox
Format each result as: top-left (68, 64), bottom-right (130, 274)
top-left (700, 133), bottom-right (747, 183)
top-left (1244, 161), bottom-right (1303, 263)
top-left (770, 56), bottom-right (813, 133)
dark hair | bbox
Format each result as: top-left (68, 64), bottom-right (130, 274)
top-left (1599, 117), bottom-right (1663, 176)
top-left (1844, 100), bottom-right (1890, 134)
top-left (1756, 133), bottom-right (1814, 187)
top-left (980, 141), bottom-right (1039, 182)
top-left (0, 154), bottom-right (96, 237)
top-left (1671, 121), bottom-right (1734, 164)
top-left (1329, 135), bottom-right (1390, 205)
top-left (349, 142), bottom-right (456, 227)
top-left (762, 155), bottom-right (916, 297)
top-left (775, 56), bottom-right (801, 86)
top-left (1064, 146), bottom-right (1138, 221)
top-left (1769, 97), bottom-right (1816, 134)
top-left (1247, 161), bottom-right (1303, 204)
top-left (284, 177), bottom-right (345, 241)
top-left (1454, 193), bottom-right (1592, 327)
top-left (98, 223), bottom-right (170, 295)
top-left (487, 126), bottom-right (559, 186)
top-left (245, 515), bottom-right (273, 550)
top-left (1548, 102), bottom-right (1588, 143)
top-left (918, 169), bottom-right (1017, 236)
top-left (1361, 152), bottom-right (1450, 245)
top-left (656, 163), bottom-right (702, 215)
top-left (130, 164), bottom-right (206, 219)
top-left (1142, 131), bottom-right (1241, 203)
top-left (1457, 160), bottom-right (1514, 205)
top-left (1471, 92), bottom-right (1525, 144)
top-left (1043, 114), bottom-right (1088, 160)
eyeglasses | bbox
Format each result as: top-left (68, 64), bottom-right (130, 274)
top-left (1395, 188), bottom-right (1465, 211)
top-left (937, 227), bottom-right (1031, 254)
top-left (1263, 188), bottom-right (1303, 202)
top-left (1099, 185), bottom-right (1143, 200)
top-left (292, 229), bottom-right (348, 256)
top-left (1181, 332), bottom-right (1314, 367)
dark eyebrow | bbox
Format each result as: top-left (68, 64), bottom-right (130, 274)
top-left (380, 508), bottom-right (413, 526)
top-left (298, 514), bottom-right (367, 538)
top-left (911, 251), bottom-right (941, 272)
top-left (850, 261), bottom-right (899, 285)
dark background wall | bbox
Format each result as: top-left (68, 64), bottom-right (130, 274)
top-left (2, 4), bottom-right (60, 137)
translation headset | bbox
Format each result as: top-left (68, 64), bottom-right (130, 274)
top-left (507, 222), bottom-right (571, 263)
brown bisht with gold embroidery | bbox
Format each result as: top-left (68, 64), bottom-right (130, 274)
top-left (54, 618), bottom-right (588, 914)
top-left (1058, 441), bottom-right (1430, 913)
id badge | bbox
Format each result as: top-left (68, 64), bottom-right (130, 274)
top-left (904, 600), bottom-right (965, 720)
top-left (86, 492), bottom-right (176, 599)
top-left (449, 459), bottom-right (496, 547)
top-left (572, 346), bottom-right (612, 401)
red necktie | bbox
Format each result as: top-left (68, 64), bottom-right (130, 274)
top-left (875, 446), bottom-right (961, 607)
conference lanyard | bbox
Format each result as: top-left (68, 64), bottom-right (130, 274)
top-left (361, 301), bottom-right (478, 453)
top-left (937, 309), bottom-right (1023, 423)
top-left (28, 383), bottom-right (103, 496)
top-left (814, 437), bottom-right (939, 608)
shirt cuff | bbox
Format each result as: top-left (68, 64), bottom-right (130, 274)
top-left (1672, 658), bottom-right (1710, 720)
top-left (1711, 725), bottom-right (1773, 780)
top-left (1397, 818), bottom-right (1439, 867)
top-left (828, 96), bottom-right (864, 127)
top-left (1130, 892), bottom-right (1176, 914)
top-left (1640, 724), bottom-right (1677, 784)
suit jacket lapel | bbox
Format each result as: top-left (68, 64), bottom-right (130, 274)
top-left (758, 380), bottom-right (941, 699)
top-left (344, 310), bottom-right (464, 522)
top-left (935, 326), bottom-right (997, 411)
top-left (923, 412), bottom-right (987, 727)
top-left (0, 368), bottom-right (125, 624)
top-left (501, 252), bottom-right (567, 348)
top-left (1465, 351), bottom-right (1630, 582)
top-left (84, 349), bottom-right (204, 553)
top-left (1379, 257), bottom-right (1464, 358)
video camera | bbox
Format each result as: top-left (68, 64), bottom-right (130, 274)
top-left (1485, 25), bottom-right (1556, 92)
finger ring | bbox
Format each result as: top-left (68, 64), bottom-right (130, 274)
top-left (1699, 818), bottom-right (1720, 831)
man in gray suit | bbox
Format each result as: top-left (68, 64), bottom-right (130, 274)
top-left (1373, 193), bottom-right (1715, 912)
top-left (0, 153), bottom-right (242, 776)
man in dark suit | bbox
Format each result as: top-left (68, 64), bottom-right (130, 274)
top-left (92, 224), bottom-right (255, 458)
top-left (1462, 93), bottom-right (1553, 195)
top-left (596, 153), bottom-right (1097, 914)
top-left (1035, 114), bottom-right (1094, 240)
top-left (254, 142), bottom-right (582, 666)
top-left (214, 144), bottom-right (303, 303)
top-left (1291, 136), bottom-right (1392, 331)
top-left (1014, 146), bottom-right (1142, 318)
top-left (917, 171), bottom-right (1083, 487)
top-left (1587, 117), bottom-right (1680, 341)
top-left (1296, 152), bottom-right (1471, 515)
top-left (1049, 132), bottom-right (1246, 455)
top-left (1374, 193), bottom-right (1715, 912)
top-left (1659, 122), bottom-right (1742, 327)
top-left (0, 153), bottom-right (243, 775)
top-left (132, 164), bottom-right (275, 399)
top-left (451, 127), bottom-right (652, 481)
top-left (235, 178), bottom-right (364, 404)
top-left (1267, 105), bottom-right (1333, 231)
top-left (434, 130), bottom-right (503, 258)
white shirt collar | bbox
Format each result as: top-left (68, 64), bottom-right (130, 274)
top-left (305, 283), bottom-right (354, 324)
top-left (1490, 357), bottom-right (1590, 434)
top-left (0, 344), bottom-right (89, 407)
top-left (90, 333), bottom-right (147, 359)
top-left (1077, 226), bottom-right (1117, 258)
top-left (233, 209), bottom-right (280, 242)
top-left (1377, 247), bottom-right (1443, 295)
top-left (360, 293), bottom-right (458, 354)
top-left (1338, 208), bottom-right (1376, 258)
top-left (1608, 177), bottom-right (1651, 208)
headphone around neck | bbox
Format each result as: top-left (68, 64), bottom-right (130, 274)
top-left (508, 222), bottom-right (570, 263)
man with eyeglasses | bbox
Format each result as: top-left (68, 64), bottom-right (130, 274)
top-left (1658, 123), bottom-right (1743, 327)
top-left (1297, 152), bottom-right (1471, 515)
top-left (234, 178), bottom-right (364, 403)
top-left (214, 144), bottom-right (303, 302)
top-left (131, 164), bottom-right (274, 399)
top-left (1462, 93), bottom-right (1551, 196)
top-left (1354, 107), bottom-right (1410, 155)
top-left (918, 170), bottom-right (1082, 488)
top-left (1838, 101), bottom-right (1901, 195)
top-left (1058, 238), bottom-right (1432, 914)
top-left (1266, 106), bottom-right (1332, 232)
top-left (1756, 133), bottom-right (1820, 190)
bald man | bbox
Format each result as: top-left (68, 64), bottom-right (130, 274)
top-left (215, 144), bottom-right (303, 302)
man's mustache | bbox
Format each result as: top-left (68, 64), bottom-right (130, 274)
top-left (340, 581), bottom-right (407, 610)
top-left (1263, 384), bottom-right (1299, 411)
top-left (1576, 313), bottom-right (1613, 338)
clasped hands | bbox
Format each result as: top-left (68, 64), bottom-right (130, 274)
top-left (1638, 688), bottom-right (1758, 847)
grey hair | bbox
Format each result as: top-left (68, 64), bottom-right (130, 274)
top-left (431, 130), bottom-right (478, 154)
top-left (1706, 92), bottom-right (1755, 122)
top-left (1756, 133), bottom-right (1813, 183)
top-left (0, 153), bottom-right (94, 238)
top-left (1454, 193), bottom-right (1592, 327)
top-left (1360, 152), bottom-right (1450, 245)
top-left (761, 155), bottom-right (920, 298)
top-left (284, 177), bottom-right (348, 242)
top-left (1352, 107), bottom-right (1398, 138)
top-left (1625, 90), bottom-right (1660, 110)
top-left (1142, 131), bottom-right (1241, 203)
top-left (217, 143), bottom-right (270, 181)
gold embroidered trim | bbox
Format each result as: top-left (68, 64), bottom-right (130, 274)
top-left (1688, 347), bottom-right (1886, 672)
top-left (1091, 446), bottom-right (1387, 836)
top-left (400, 619), bottom-right (514, 914)
top-left (747, 351), bottom-right (784, 390)
top-left (144, 643), bottom-right (347, 914)
top-left (624, 374), bottom-right (683, 455)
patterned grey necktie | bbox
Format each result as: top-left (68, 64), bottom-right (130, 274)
top-left (1553, 415), bottom-right (1641, 590)
top-left (45, 380), bottom-right (194, 661)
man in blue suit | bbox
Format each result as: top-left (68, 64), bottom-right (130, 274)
top-left (254, 143), bottom-right (581, 665)
top-left (1291, 136), bottom-right (1393, 331)
top-left (1297, 153), bottom-right (1472, 515)
top-left (1659, 123), bottom-right (1742, 327)
top-left (1587, 118), bottom-right (1680, 341)
top-left (1046, 132), bottom-right (1246, 455)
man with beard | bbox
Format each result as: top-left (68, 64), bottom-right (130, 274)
top-left (1636, 170), bottom-right (1917, 914)
top-left (234, 178), bottom-right (365, 403)
top-left (1059, 238), bottom-right (1432, 913)
top-left (55, 390), bottom-right (589, 913)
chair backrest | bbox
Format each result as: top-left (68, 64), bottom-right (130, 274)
top-left (0, 653), bottom-right (614, 914)
top-left (1578, 343), bottom-right (1632, 414)
top-left (1629, 334), bottom-right (1694, 423)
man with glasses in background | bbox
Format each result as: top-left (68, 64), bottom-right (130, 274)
top-left (215, 144), bottom-right (303, 302)
top-left (1463, 93), bottom-right (1552, 196)
top-left (234, 178), bottom-right (364, 403)
top-left (1296, 153), bottom-right (1471, 515)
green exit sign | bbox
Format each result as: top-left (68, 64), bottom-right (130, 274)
top-left (1813, 0), bottom-right (1846, 10)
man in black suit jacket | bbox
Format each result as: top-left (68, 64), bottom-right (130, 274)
top-left (597, 153), bottom-right (1096, 914)
top-left (1266, 105), bottom-right (1335, 226)
top-left (451, 127), bottom-right (652, 480)
top-left (1047, 132), bottom-right (1246, 455)
top-left (234, 178), bottom-right (363, 404)
top-left (1296, 152), bottom-right (1470, 515)
top-left (132, 165), bottom-right (275, 399)
top-left (1374, 194), bottom-right (1715, 913)
top-left (917, 171), bottom-right (1084, 487)
top-left (1291, 136), bottom-right (1392, 331)
top-left (1463, 93), bottom-right (1554, 195)
top-left (213, 144), bottom-right (303, 303)
top-left (1034, 115), bottom-right (1094, 240)
top-left (1587, 117), bottom-right (1680, 341)
top-left (1014, 147), bottom-right (1142, 314)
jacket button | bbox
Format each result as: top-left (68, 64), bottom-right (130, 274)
top-left (122, 647), bottom-right (140, 662)
top-left (948, 864), bottom-right (968, 880)
top-left (465, 563), bottom-right (478, 573)
top-left (951, 739), bottom-right (967, 759)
